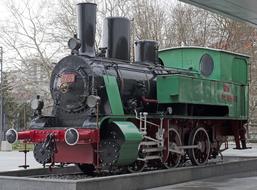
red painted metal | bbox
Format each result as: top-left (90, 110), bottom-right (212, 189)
top-left (17, 128), bottom-right (100, 144)
top-left (18, 131), bottom-right (35, 141)
top-left (16, 128), bottom-right (99, 164)
top-left (54, 142), bottom-right (94, 163)
top-left (162, 119), bottom-right (169, 162)
top-left (60, 73), bottom-right (76, 83)
top-left (141, 96), bottom-right (158, 104)
top-left (77, 128), bottom-right (100, 144)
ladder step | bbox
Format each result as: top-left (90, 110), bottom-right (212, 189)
top-left (142, 147), bottom-right (162, 153)
top-left (140, 141), bottom-right (158, 146)
top-left (144, 155), bottom-right (161, 160)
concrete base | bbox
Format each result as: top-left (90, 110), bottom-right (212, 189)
top-left (0, 141), bottom-right (12, 151)
top-left (1, 158), bottom-right (257, 190)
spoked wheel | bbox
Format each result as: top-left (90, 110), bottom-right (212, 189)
top-left (76, 164), bottom-right (95, 175)
top-left (188, 127), bottom-right (210, 166)
top-left (164, 128), bottom-right (182, 168)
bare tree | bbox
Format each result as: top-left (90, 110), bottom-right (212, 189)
top-left (131, 0), bottom-right (166, 46)
top-left (164, 3), bottom-right (216, 47)
top-left (0, 0), bottom-right (63, 113)
top-left (0, 0), bottom-right (59, 78)
top-left (212, 16), bottom-right (256, 53)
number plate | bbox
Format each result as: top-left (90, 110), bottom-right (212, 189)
top-left (60, 73), bottom-right (76, 83)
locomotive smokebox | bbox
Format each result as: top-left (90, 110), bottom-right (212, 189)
top-left (101, 17), bottom-right (130, 61)
top-left (135, 40), bottom-right (159, 64)
top-left (77, 3), bottom-right (96, 57)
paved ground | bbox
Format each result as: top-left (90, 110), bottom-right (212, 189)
top-left (222, 142), bottom-right (257, 157)
top-left (148, 142), bottom-right (257, 190)
top-left (0, 151), bottom-right (41, 171)
top-left (148, 171), bottom-right (257, 190)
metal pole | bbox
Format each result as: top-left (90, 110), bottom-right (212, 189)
top-left (131, 18), bottom-right (135, 63)
top-left (0, 47), bottom-right (3, 142)
top-left (24, 104), bottom-right (26, 129)
top-left (3, 113), bottom-right (6, 141)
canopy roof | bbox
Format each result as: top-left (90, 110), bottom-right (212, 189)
top-left (179, 0), bottom-right (257, 26)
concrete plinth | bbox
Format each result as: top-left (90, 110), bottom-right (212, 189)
top-left (0, 141), bottom-right (12, 151)
top-left (1, 158), bottom-right (257, 190)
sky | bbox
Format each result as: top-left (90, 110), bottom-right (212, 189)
top-left (0, 2), bottom-right (9, 22)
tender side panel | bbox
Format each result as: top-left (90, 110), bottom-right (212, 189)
top-left (157, 75), bottom-right (247, 118)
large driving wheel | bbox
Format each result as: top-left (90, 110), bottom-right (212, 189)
top-left (188, 127), bottom-right (210, 166)
top-left (164, 128), bottom-right (182, 168)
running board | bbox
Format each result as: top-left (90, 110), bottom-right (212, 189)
top-left (140, 141), bottom-right (159, 146)
top-left (142, 147), bottom-right (163, 153)
top-left (138, 155), bottom-right (161, 161)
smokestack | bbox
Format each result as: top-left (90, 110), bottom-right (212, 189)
top-left (135, 40), bottom-right (159, 65)
top-left (77, 3), bottom-right (96, 57)
top-left (101, 17), bottom-right (130, 61)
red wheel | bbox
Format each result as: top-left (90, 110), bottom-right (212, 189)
top-left (164, 128), bottom-right (182, 168)
top-left (188, 127), bottom-right (210, 165)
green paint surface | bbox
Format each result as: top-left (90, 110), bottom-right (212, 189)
top-left (112, 121), bottom-right (143, 165)
top-left (103, 75), bottom-right (124, 115)
top-left (159, 47), bottom-right (249, 85)
top-left (157, 75), bottom-right (248, 118)
top-left (158, 47), bottom-right (249, 119)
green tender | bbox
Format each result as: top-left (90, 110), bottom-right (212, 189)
top-left (157, 75), bottom-right (248, 118)
top-left (159, 47), bottom-right (249, 84)
top-left (158, 47), bottom-right (249, 119)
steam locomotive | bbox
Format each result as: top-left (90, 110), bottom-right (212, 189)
top-left (6, 3), bottom-right (249, 174)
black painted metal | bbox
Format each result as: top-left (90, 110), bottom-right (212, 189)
top-left (101, 17), bottom-right (130, 61)
top-left (77, 3), bottom-right (96, 57)
top-left (49, 55), bottom-right (161, 128)
top-left (33, 143), bottom-right (52, 164)
top-left (135, 40), bottom-right (158, 64)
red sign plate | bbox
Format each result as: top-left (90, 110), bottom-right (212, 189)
top-left (60, 73), bottom-right (76, 83)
